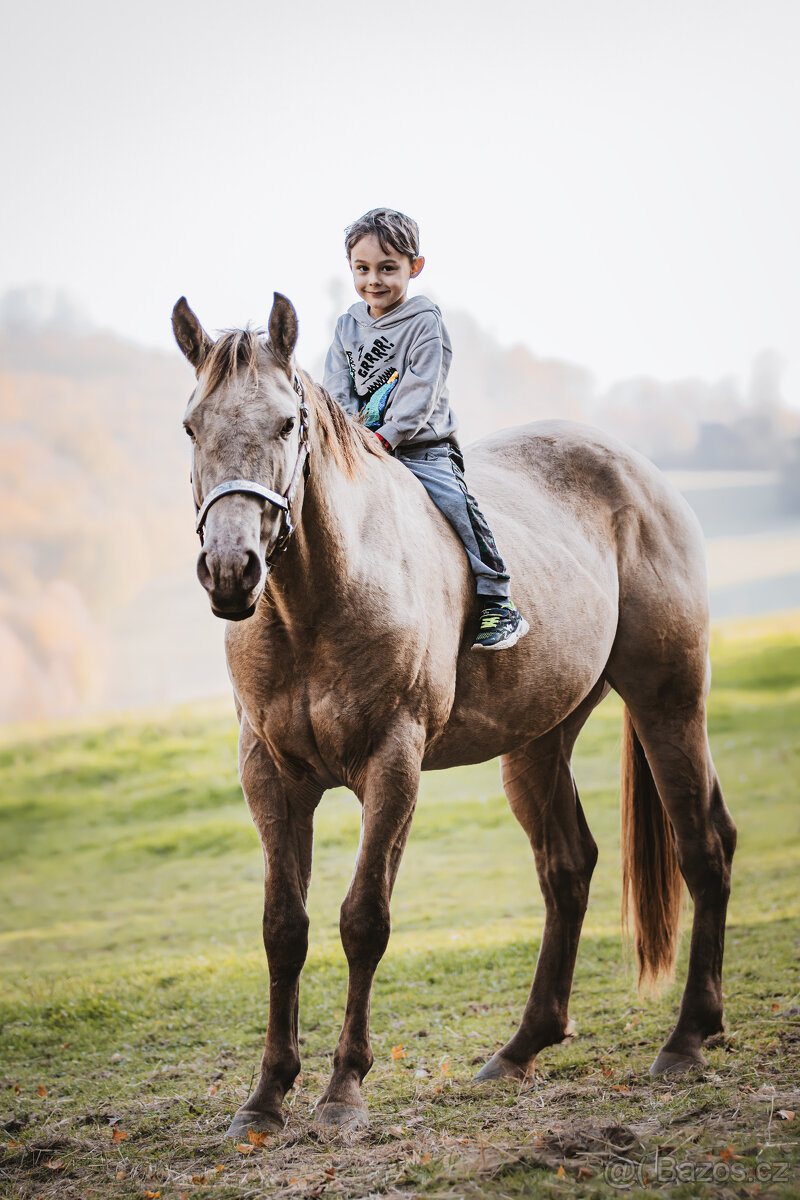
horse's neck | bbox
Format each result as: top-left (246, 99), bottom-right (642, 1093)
top-left (264, 450), bottom-right (374, 624)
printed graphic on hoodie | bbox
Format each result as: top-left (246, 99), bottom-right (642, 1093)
top-left (345, 337), bottom-right (399, 429)
top-left (360, 370), bottom-right (398, 428)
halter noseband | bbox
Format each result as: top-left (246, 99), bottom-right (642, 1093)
top-left (193, 372), bottom-right (310, 569)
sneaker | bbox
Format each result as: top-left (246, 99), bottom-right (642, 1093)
top-left (472, 600), bottom-right (530, 651)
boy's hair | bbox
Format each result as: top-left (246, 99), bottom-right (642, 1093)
top-left (345, 208), bottom-right (420, 263)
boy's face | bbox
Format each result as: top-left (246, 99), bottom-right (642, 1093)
top-left (348, 234), bottom-right (424, 319)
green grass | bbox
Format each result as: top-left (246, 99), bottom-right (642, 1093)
top-left (1, 615), bottom-right (799, 1198)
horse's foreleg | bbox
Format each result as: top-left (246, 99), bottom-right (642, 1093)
top-left (227, 719), bottom-right (323, 1138)
top-left (314, 725), bottom-right (424, 1131)
top-left (478, 713), bottom-right (599, 1081)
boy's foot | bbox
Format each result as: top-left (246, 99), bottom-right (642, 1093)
top-left (472, 600), bottom-right (530, 651)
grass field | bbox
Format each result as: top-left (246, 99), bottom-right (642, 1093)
top-left (1, 614), bottom-right (799, 1199)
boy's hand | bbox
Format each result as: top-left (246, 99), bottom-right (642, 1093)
top-left (374, 433), bottom-right (392, 452)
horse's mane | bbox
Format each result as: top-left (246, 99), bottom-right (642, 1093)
top-left (302, 374), bottom-right (383, 479)
top-left (200, 327), bottom-right (265, 396)
top-left (198, 328), bottom-right (383, 479)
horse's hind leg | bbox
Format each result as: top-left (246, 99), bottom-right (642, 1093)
top-left (621, 690), bottom-right (736, 1074)
top-left (478, 683), bottom-right (606, 1081)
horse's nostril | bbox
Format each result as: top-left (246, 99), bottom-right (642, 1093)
top-left (241, 550), bottom-right (263, 592)
top-left (197, 552), bottom-right (213, 591)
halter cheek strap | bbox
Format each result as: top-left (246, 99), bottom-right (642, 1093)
top-left (193, 373), bottom-right (310, 569)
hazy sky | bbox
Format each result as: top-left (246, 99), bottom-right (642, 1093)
top-left (2, 0), bottom-right (798, 399)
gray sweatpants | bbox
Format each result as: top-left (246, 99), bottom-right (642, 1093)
top-left (396, 443), bottom-right (511, 600)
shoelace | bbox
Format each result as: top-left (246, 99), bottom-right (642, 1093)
top-left (479, 607), bottom-right (509, 630)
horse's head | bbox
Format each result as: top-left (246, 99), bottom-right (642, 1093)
top-left (173, 293), bottom-right (308, 620)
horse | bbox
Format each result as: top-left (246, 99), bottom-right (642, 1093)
top-left (172, 292), bottom-right (736, 1137)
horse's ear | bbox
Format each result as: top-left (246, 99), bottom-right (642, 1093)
top-left (172, 297), bottom-right (213, 371)
top-left (268, 293), bottom-right (299, 367)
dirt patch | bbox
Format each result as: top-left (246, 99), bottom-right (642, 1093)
top-left (2, 1075), bottom-right (798, 1199)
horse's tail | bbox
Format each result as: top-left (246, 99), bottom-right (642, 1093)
top-left (620, 707), bottom-right (683, 986)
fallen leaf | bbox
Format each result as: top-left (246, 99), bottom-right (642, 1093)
top-left (116, 1171), bottom-right (125, 1180)
top-left (777, 1110), bottom-right (795, 1121)
top-left (191, 1175), bottom-right (207, 1184)
top-left (144, 1191), bottom-right (161, 1199)
top-left (420, 1152), bottom-right (431, 1164)
top-left (578, 1166), bottom-right (593, 1179)
top-left (325, 1167), bottom-right (337, 1179)
top-left (720, 1146), bottom-right (736, 1161)
top-left (36, 1086), bottom-right (47, 1098)
top-left (111, 1128), bottom-right (128, 1143)
top-left (247, 1129), bottom-right (268, 1147)
top-left (235, 1143), bottom-right (254, 1155)
top-left (45, 1159), bottom-right (63, 1170)
top-left (391, 1045), bottom-right (406, 1060)
top-left (180, 1194), bottom-right (189, 1200)
top-left (387, 1125), bottom-right (406, 1138)
top-left (215, 1164), bottom-right (224, 1172)
top-left (440, 1059), bottom-right (450, 1076)
top-left (771, 1003), bottom-right (780, 1012)
top-left (557, 1165), bottom-right (566, 1177)
top-left (207, 1084), bottom-right (218, 1096)
top-left (612, 1084), bottom-right (629, 1092)
top-left (13, 1084), bottom-right (21, 1094)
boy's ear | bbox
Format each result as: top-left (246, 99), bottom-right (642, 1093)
top-left (410, 256), bottom-right (425, 278)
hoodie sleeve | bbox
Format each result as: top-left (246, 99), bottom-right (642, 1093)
top-left (323, 321), bottom-right (359, 417)
top-left (374, 327), bottom-right (445, 449)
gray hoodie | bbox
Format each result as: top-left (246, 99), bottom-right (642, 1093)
top-left (323, 295), bottom-right (459, 450)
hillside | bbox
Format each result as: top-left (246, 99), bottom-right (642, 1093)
top-left (0, 318), bottom-right (197, 719)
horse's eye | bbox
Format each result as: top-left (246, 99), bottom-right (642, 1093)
top-left (281, 416), bottom-right (296, 439)
top-left (184, 425), bottom-right (196, 443)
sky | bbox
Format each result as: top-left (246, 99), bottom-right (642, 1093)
top-left (2, 0), bottom-right (798, 399)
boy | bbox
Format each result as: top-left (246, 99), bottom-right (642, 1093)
top-left (323, 207), bottom-right (528, 651)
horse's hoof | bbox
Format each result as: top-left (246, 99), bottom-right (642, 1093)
top-left (561, 1018), bottom-right (577, 1043)
top-left (650, 1049), bottom-right (705, 1077)
top-left (313, 1102), bottom-right (369, 1132)
top-left (475, 1052), bottom-right (530, 1082)
top-left (225, 1107), bottom-right (284, 1138)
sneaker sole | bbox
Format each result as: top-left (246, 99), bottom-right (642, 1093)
top-left (472, 617), bottom-right (530, 652)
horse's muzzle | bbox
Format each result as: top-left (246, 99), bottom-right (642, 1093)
top-left (197, 545), bottom-right (265, 619)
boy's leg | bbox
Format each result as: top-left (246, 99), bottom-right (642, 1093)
top-left (397, 444), bottom-right (510, 599)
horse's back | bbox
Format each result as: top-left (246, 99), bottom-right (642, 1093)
top-left (483, 420), bottom-right (709, 691)
top-left (426, 420), bottom-right (709, 767)
top-left (464, 419), bottom-right (706, 612)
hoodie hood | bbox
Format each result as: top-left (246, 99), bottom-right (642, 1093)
top-left (347, 295), bottom-right (441, 330)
